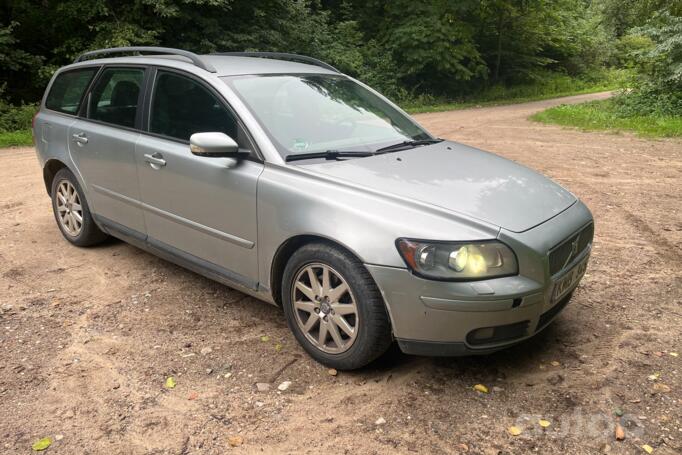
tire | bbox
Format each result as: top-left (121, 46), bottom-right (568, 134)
top-left (282, 242), bottom-right (392, 370)
top-left (51, 168), bottom-right (108, 247)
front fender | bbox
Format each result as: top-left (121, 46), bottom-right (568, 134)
top-left (257, 163), bottom-right (499, 288)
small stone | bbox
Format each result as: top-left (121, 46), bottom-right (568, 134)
top-left (206, 368), bottom-right (213, 375)
top-left (277, 381), bottom-right (291, 391)
top-left (547, 373), bottom-right (564, 385)
top-left (653, 383), bottom-right (671, 393)
top-left (492, 386), bottom-right (504, 392)
top-left (227, 435), bottom-right (243, 447)
top-left (256, 383), bottom-right (270, 392)
top-left (200, 347), bottom-right (213, 356)
top-left (375, 417), bottom-right (386, 425)
top-left (54, 435), bottom-right (64, 441)
top-left (328, 368), bottom-right (338, 376)
top-left (112, 382), bottom-right (120, 390)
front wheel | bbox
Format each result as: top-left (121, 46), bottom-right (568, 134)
top-left (282, 243), bottom-right (392, 370)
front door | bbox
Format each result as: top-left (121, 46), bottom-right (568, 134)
top-left (69, 66), bottom-right (147, 234)
top-left (135, 70), bottom-right (262, 287)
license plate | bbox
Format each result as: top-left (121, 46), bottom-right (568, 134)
top-left (552, 256), bottom-right (589, 302)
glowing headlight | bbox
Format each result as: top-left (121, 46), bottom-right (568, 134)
top-left (396, 239), bottom-right (518, 280)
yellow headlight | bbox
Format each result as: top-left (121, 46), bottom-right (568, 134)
top-left (468, 252), bottom-right (487, 274)
top-left (448, 246), bottom-right (468, 271)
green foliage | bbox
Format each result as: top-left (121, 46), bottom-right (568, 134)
top-left (0, 0), bottom-right (678, 139)
top-left (629, 12), bottom-right (682, 90)
top-left (377, 1), bottom-right (486, 93)
top-left (531, 98), bottom-right (682, 137)
top-left (0, 91), bottom-right (37, 133)
top-left (0, 130), bottom-right (33, 147)
top-left (0, 22), bottom-right (41, 71)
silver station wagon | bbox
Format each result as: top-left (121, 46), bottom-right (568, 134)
top-left (33, 47), bottom-right (594, 369)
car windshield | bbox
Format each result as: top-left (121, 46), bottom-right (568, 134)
top-left (222, 74), bottom-right (432, 159)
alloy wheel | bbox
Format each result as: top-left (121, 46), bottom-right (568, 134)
top-left (291, 263), bottom-right (359, 354)
top-left (55, 180), bottom-right (83, 237)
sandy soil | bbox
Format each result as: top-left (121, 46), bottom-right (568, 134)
top-left (1, 92), bottom-right (680, 455)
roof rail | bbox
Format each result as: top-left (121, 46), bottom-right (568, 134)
top-left (74, 46), bottom-right (217, 73)
top-left (213, 52), bottom-right (339, 73)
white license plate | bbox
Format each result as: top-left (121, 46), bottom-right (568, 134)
top-left (552, 256), bottom-right (589, 302)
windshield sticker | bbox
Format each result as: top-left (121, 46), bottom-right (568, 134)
top-left (293, 138), bottom-right (309, 151)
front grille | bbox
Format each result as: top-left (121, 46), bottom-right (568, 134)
top-left (548, 223), bottom-right (594, 275)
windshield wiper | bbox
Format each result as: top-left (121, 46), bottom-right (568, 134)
top-left (285, 139), bottom-right (444, 162)
top-left (374, 138), bottom-right (443, 155)
top-left (285, 150), bottom-right (376, 162)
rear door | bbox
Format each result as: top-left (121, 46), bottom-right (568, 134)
top-left (135, 69), bottom-right (262, 287)
top-left (68, 66), bottom-right (148, 234)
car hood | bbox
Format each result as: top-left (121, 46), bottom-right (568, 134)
top-left (303, 141), bottom-right (576, 233)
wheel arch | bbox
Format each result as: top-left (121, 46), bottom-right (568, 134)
top-left (43, 159), bottom-right (68, 196)
top-left (270, 234), bottom-right (368, 307)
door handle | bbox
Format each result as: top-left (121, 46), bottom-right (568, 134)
top-left (144, 153), bottom-right (167, 168)
top-left (72, 132), bottom-right (88, 145)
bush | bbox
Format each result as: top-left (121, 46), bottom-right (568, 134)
top-left (0, 98), bottom-right (37, 133)
top-left (612, 86), bottom-right (682, 117)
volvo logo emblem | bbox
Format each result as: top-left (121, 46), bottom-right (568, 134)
top-left (562, 234), bottom-right (581, 270)
top-left (570, 237), bottom-right (579, 256)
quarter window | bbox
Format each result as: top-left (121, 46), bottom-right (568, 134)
top-left (150, 71), bottom-right (240, 143)
top-left (87, 68), bottom-right (144, 128)
top-left (45, 68), bottom-right (97, 114)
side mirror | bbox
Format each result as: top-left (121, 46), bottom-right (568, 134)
top-left (189, 132), bottom-right (248, 158)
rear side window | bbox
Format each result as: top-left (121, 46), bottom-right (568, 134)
top-left (87, 67), bottom-right (145, 128)
top-left (45, 68), bottom-right (97, 114)
top-left (150, 71), bottom-right (240, 142)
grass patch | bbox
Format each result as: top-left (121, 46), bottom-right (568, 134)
top-left (0, 129), bottom-right (33, 148)
top-left (403, 69), bottom-right (626, 114)
top-left (530, 99), bottom-right (682, 137)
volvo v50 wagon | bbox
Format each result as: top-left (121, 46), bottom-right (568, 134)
top-left (33, 47), bottom-right (594, 370)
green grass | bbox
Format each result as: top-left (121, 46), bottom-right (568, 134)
top-left (403, 70), bottom-right (625, 114)
top-left (0, 129), bottom-right (33, 148)
top-left (530, 99), bottom-right (682, 138)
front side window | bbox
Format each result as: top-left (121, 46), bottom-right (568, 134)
top-left (45, 68), bottom-right (97, 114)
top-left (223, 74), bottom-right (430, 159)
top-left (150, 71), bottom-right (240, 143)
top-left (87, 67), bottom-right (144, 128)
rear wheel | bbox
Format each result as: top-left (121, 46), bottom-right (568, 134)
top-left (51, 168), bottom-right (108, 246)
top-left (282, 242), bottom-right (392, 370)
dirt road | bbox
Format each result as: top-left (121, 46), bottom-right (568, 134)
top-left (1, 92), bottom-right (680, 454)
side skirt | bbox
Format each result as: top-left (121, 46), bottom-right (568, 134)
top-left (94, 215), bottom-right (275, 305)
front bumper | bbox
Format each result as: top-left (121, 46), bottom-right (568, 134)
top-left (366, 201), bottom-right (593, 356)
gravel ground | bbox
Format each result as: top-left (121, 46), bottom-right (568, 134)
top-left (0, 92), bottom-right (680, 454)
